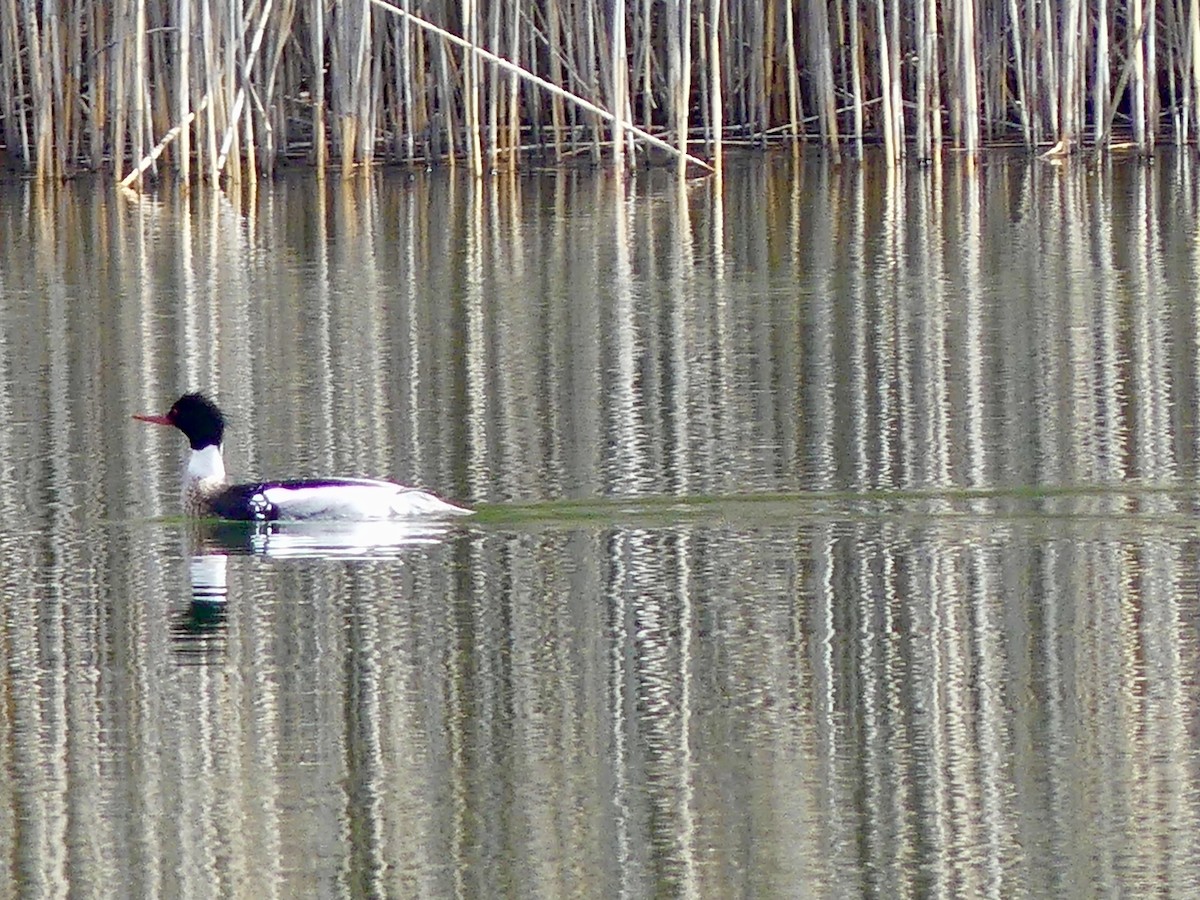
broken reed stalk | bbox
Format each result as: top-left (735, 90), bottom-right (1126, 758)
top-left (120, 92), bottom-right (210, 186)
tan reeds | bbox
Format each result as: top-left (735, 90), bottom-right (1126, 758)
top-left (5, 0), bottom-right (1200, 183)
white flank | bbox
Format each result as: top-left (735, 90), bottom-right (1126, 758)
top-left (262, 481), bottom-right (473, 521)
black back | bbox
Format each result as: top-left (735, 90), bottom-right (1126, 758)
top-left (209, 483), bottom-right (281, 521)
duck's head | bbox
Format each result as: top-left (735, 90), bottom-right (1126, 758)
top-left (133, 392), bottom-right (226, 450)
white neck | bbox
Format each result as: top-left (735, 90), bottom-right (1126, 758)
top-left (186, 444), bottom-right (227, 485)
top-left (180, 445), bottom-right (227, 516)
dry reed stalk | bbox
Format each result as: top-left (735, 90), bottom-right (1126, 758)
top-left (1191, 0), bottom-right (1200, 144)
top-left (220, 0), bottom-right (238, 182)
top-left (399, 0), bottom-right (414, 161)
top-left (781, 0), bottom-right (798, 142)
top-left (1061, 0), bottom-right (1083, 147)
top-left (876, 0), bottom-right (895, 162)
top-left (201, 0), bottom-right (220, 179)
top-left (133, 0), bottom-right (148, 184)
top-left (22, 0), bottom-right (50, 175)
top-left (546, 0), bottom-right (564, 159)
top-left (505, 0), bottom-right (519, 169)
top-left (808, 1), bottom-right (839, 152)
top-left (1005, 0), bottom-right (1030, 148)
top-left (260, 0), bottom-right (298, 172)
top-left (1145, 0), bottom-right (1157, 150)
top-left (313, 0), bottom-right (327, 173)
top-left (463, 0), bottom-right (482, 174)
top-left (886, 0), bottom-right (903, 156)
top-left (639, 0), bottom-right (652, 136)
top-left (65, 2), bottom-right (84, 165)
top-left (46, 0), bottom-right (66, 174)
top-left (485, 0), bottom-right (499, 168)
top-left (1041, 0), bottom-right (1060, 138)
top-left (581, 0), bottom-right (601, 162)
top-left (178, 0), bottom-right (191, 182)
top-left (112, 0), bottom-right (128, 175)
top-left (747, 0), bottom-right (762, 137)
top-left (708, 0), bottom-right (722, 173)
top-left (844, 0), bottom-right (864, 152)
top-left (87, 3), bottom-right (105, 166)
top-left (612, 0), bottom-right (629, 168)
top-left (915, 0), bottom-right (930, 158)
top-left (433, 14), bottom-right (456, 165)
top-left (1092, 8), bottom-right (1153, 150)
top-left (666, 0), bottom-right (689, 172)
top-left (958, 0), bottom-right (980, 156)
top-left (1169, 0), bottom-right (1186, 142)
top-left (0, 0), bottom-right (16, 159)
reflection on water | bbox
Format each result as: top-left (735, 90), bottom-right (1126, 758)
top-left (1, 154), bottom-right (1200, 895)
top-left (174, 520), bottom-right (462, 662)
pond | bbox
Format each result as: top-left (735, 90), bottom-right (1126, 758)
top-left (1, 153), bottom-right (1199, 896)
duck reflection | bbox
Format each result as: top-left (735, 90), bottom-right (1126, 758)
top-left (171, 553), bottom-right (230, 664)
top-left (172, 518), bottom-right (460, 660)
top-left (195, 517), bottom-right (457, 558)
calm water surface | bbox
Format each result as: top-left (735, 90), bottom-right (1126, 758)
top-left (2, 154), bottom-right (1200, 896)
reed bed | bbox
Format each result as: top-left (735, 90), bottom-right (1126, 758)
top-left (1, 0), bottom-right (1196, 183)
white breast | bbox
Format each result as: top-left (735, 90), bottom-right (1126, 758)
top-left (183, 445), bottom-right (229, 514)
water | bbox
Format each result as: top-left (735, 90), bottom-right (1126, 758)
top-left (2, 153), bottom-right (1200, 896)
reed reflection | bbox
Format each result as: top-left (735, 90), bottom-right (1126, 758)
top-left (0, 157), bottom-right (1198, 896)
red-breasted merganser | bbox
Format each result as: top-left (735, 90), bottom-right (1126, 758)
top-left (134, 393), bottom-right (473, 521)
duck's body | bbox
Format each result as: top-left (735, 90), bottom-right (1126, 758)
top-left (135, 393), bottom-right (472, 521)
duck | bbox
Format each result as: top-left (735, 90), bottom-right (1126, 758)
top-left (133, 392), bottom-right (473, 521)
